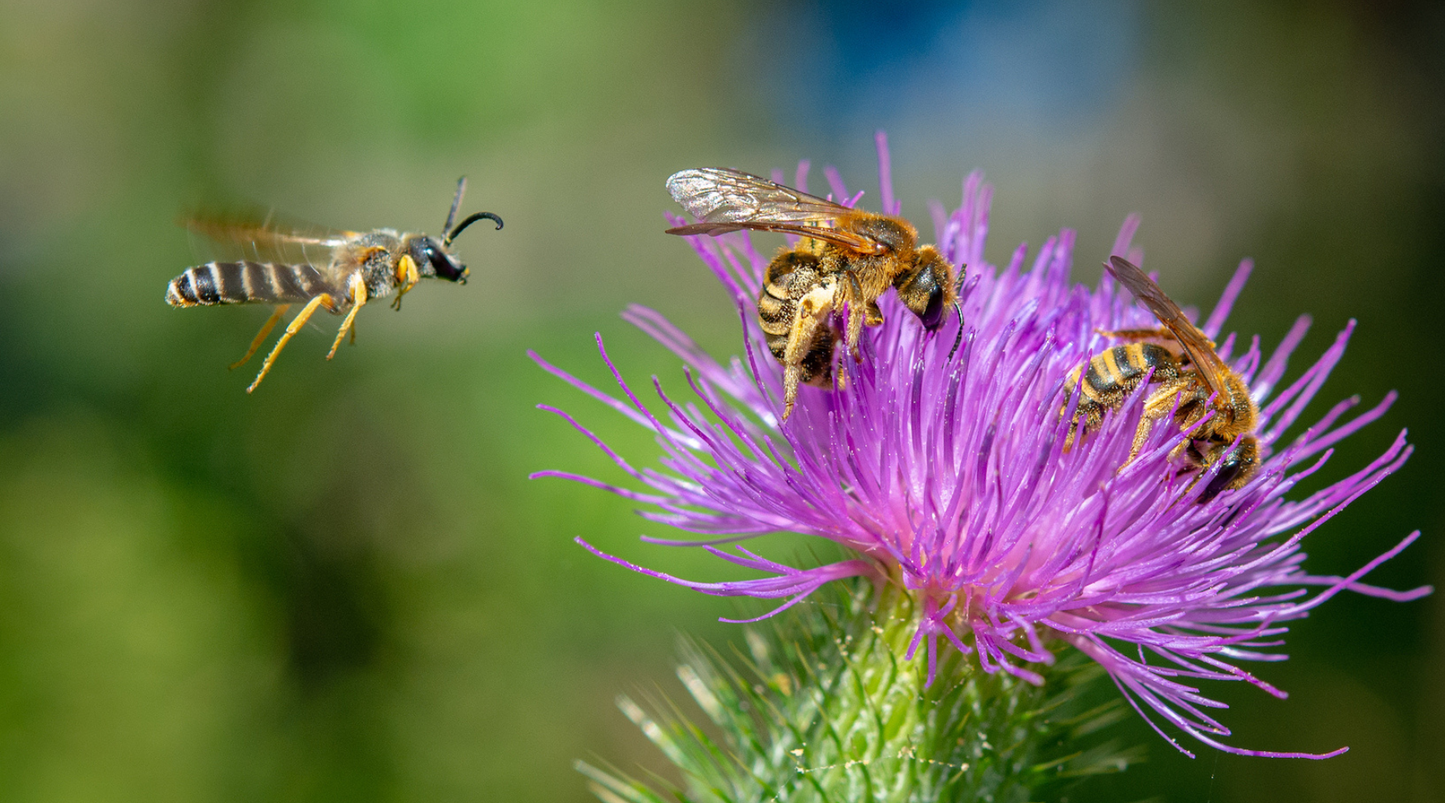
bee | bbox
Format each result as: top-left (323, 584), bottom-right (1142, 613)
top-left (1064, 255), bottom-right (1258, 502)
top-left (665, 167), bottom-right (963, 419)
top-left (165, 178), bottom-right (502, 393)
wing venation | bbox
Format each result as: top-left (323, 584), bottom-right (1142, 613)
top-left (1106, 256), bottom-right (1230, 394)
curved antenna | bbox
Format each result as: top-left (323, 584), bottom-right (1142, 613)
top-left (443, 176), bottom-right (468, 233)
top-left (445, 212), bottom-right (504, 246)
top-left (946, 302), bottom-right (964, 361)
top-left (946, 264), bottom-right (966, 361)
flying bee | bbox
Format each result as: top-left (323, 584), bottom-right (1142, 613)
top-left (1064, 255), bottom-right (1259, 502)
top-left (665, 167), bottom-right (963, 419)
top-left (166, 178), bottom-right (502, 393)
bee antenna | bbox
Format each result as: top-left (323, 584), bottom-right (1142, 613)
top-left (946, 302), bottom-right (964, 361)
top-left (445, 212), bottom-right (504, 246)
top-left (443, 176), bottom-right (468, 233)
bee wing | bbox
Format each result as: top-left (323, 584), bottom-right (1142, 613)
top-left (1105, 256), bottom-right (1231, 395)
top-left (180, 208), bottom-right (355, 265)
top-left (664, 167), bottom-right (885, 254)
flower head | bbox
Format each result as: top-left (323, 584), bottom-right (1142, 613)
top-left (533, 133), bottom-right (1431, 759)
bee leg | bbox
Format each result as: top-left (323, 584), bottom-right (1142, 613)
top-left (328, 280), bottom-right (369, 360)
top-left (865, 301), bottom-right (884, 326)
top-left (1063, 396), bottom-right (1104, 453)
top-left (1168, 383), bottom-right (1216, 454)
top-left (390, 255), bottom-right (420, 311)
top-left (1128, 416), bottom-right (1156, 464)
top-left (230, 304), bottom-right (291, 370)
top-left (1128, 378), bottom-right (1192, 462)
top-left (781, 284), bottom-right (835, 419)
top-left (248, 294), bottom-right (335, 393)
top-left (839, 301), bottom-right (887, 389)
top-left (844, 273), bottom-right (866, 362)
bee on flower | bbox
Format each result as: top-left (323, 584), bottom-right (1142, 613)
top-left (534, 134), bottom-right (1430, 759)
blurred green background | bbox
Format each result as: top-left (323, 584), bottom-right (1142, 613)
top-left (0, 1), bottom-right (1440, 800)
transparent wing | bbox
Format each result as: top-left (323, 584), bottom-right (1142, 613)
top-left (664, 167), bottom-right (884, 254)
top-left (180, 207), bottom-right (356, 266)
top-left (1106, 256), bottom-right (1230, 394)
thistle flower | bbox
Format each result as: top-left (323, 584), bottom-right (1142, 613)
top-left (533, 134), bottom-right (1431, 760)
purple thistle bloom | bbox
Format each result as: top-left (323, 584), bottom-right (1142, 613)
top-left (533, 134), bottom-right (1431, 759)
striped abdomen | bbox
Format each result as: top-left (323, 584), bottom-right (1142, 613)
top-left (166, 262), bottom-right (335, 308)
top-left (758, 253), bottom-right (808, 344)
top-left (758, 250), bottom-right (835, 387)
top-left (1078, 343), bottom-right (1179, 407)
top-left (1065, 342), bottom-right (1180, 445)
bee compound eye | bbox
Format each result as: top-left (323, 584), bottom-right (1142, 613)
top-left (1200, 449), bottom-right (1249, 503)
top-left (920, 282), bottom-right (946, 330)
top-left (429, 249), bottom-right (465, 282)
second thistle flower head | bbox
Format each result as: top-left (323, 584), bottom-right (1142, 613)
top-left (533, 135), bottom-right (1430, 758)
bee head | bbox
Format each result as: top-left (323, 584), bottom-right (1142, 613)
top-left (424, 176), bottom-right (504, 285)
top-left (896, 247), bottom-right (955, 331)
top-left (406, 237), bottom-right (467, 283)
top-left (1199, 436), bottom-right (1259, 503)
top-left (429, 238), bottom-right (470, 283)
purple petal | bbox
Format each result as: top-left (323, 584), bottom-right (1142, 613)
top-left (538, 140), bottom-right (1428, 760)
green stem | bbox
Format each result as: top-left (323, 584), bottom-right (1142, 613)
top-left (580, 578), bottom-right (1142, 803)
